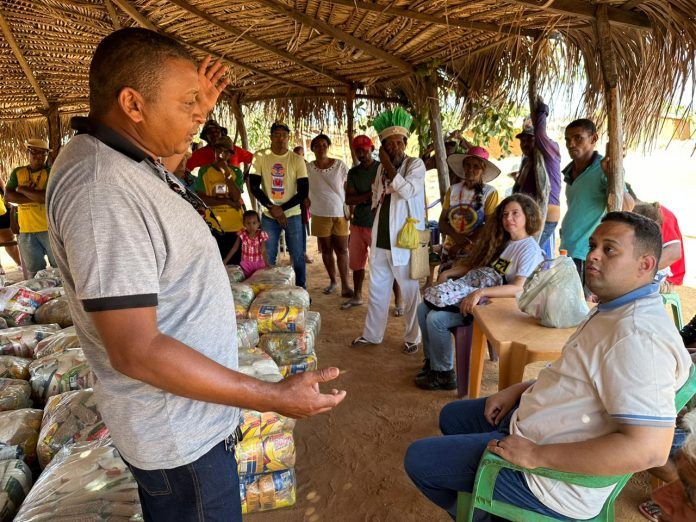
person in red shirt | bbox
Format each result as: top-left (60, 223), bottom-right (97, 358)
top-left (633, 202), bottom-right (685, 287)
top-left (186, 119), bottom-right (254, 172)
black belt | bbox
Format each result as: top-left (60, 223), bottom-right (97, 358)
top-left (224, 425), bottom-right (243, 451)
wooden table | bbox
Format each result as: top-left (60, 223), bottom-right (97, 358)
top-left (467, 297), bottom-right (585, 398)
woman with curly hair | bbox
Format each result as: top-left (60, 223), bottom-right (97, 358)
top-left (415, 194), bottom-right (545, 390)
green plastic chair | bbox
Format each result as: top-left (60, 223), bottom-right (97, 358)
top-left (456, 364), bottom-right (696, 522)
top-left (662, 293), bottom-right (684, 330)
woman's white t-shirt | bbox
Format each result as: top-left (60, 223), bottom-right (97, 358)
top-left (490, 236), bottom-right (544, 281)
top-left (307, 159), bottom-right (348, 217)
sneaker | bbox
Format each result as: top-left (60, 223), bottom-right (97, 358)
top-left (415, 369), bottom-right (457, 391)
top-left (681, 315), bottom-right (696, 347)
top-left (417, 359), bottom-right (430, 379)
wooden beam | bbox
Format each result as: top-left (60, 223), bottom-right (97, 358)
top-left (507, 0), bottom-right (651, 30)
top-left (103, 0), bottom-right (121, 29)
top-left (256, 0), bottom-right (416, 74)
top-left (326, 0), bottom-right (540, 38)
top-left (425, 75), bottom-right (449, 200)
top-left (595, 5), bottom-right (623, 212)
top-left (242, 91), bottom-right (408, 104)
top-left (346, 85), bottom-right (357, 165)
top-left (109, 0), bottom-right (315, 92)
top-left (167, 0), bottom-right (349, 85)
top-left (0, 7), bottom-right (49, 109)
top-left (46, 103), bottom-right (61, 164)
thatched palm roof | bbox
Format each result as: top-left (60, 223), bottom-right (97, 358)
top-left (0, 0), bottom-right (694, 172)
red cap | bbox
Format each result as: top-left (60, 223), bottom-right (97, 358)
top-left (352, 135), bottom-right (374, 150)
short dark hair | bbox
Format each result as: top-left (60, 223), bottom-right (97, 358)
top-left (566, 118), bottom-right (597, 135)
top-left (601, 211), bottom-right (663, 269)
top-left (310, 134), bottom-right (331, 150)
top-left (243, 210), bottom-right (260, 221)
top-left (270, 122), bottom-right (290, 134)
top-left (89, 28), bottom-right (193, 117)
top-left (632, 202), bottom-right (663, 226)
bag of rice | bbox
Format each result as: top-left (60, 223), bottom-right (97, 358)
top-left (28, 348), bottom-right (96, 405)
top-left (236, 431), bottom-right (296, 475)
top-left (236, 320), bottom-right (259, 350)
top-left (33, 327), bottom-right (79, 360)
top-left (252, 287), bottom-right (310, 309)
top-left (230, 283), bottom-right (255, 319)
top-left (13, 439), bottom-right (142, 521)
top-left (0, 459), bottom-right (32, 521)
top-left (0, 357), bottom-right (31, 380)
top-left (245, 266), bottom-right (295, 294)
top-left (0, 409), bottom-right (42, 465)
top-left (237, 347), bottom-right (283, 383)
top-left (258, 333), bottom-right (314, 365)
top-left (0, 379), bottom-right (31, 411)
top-left (240, 469), bottom-right (296, 514)
top-left (37, 389), bottom-right (109, 469)
top-left (0, 325), bottom-right (61, 358)
top-left (34, 297), bottom-right (72, 328)
top-left (278, 354), bottom-right (318, 378)
top-left (239, 410), bottom-right (295, 440)
top-left (0, 288), bottom-right (49, 327)
top-left (226, 265), bottom-right (246, 283)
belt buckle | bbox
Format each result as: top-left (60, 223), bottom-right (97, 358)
top-left (224, 425), bottom-right (243, 452)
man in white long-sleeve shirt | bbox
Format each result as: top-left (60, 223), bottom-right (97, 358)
top-left (351, 108), bottom-right (425, 355)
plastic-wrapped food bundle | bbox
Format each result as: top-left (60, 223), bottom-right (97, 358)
top-left (246, 266), bottom-right (295, 294)
top-left (8, 279), bottom-right (60, 292)
top-left (33, 268), bottom-right (62, 282)
top-left (34, 297), bottom-right (72, 328)
top-left (249, 305), bottom-right (305, 334)
top-left (240, 469), bottom-right (296, 514)
top-left (0, 325), bottom-right (61, 358)
top-left (35, 287), bottom-right (64, 302)
top-left (13, 439), bottom-right (142, 521)
top-left (0, 459), bottom-right (32, 521)
top-left (28, 348), bottom-right (96, 405)
top-left (236, 431), bottom-right (295, 475)
top-left (0, 444), bottom-right (23, 461)
top-left (0, 409), bottom-right (42, 465)
top-left (278, 355), bottom-right (318, 378)
top-left (37, 389), bottom-right (109, 469)
top-left (0, 357), bottom-right (31, 380)
top-left (230, 283), bottom-right (255, 319)
top-left (253, 287), bottom-right (310, 309)
top-left (239, 410), bottom-right (295, 440)
top-left (226, 265), bottom-right (246, 283)
top-left (0, 288), bottom-right (48, 327)
top-left (0, 379), bottom-right (31, 411)
top-left (33, 327), bottom-right (79, 360)
top-left (305, 311), bottom-right (321, 340)
top-left (236, 320), bottom-right (259, 350)
top-left (237, 347), bottom-right (283, 383)
top-left (258, 333), bottom-right (314, 366)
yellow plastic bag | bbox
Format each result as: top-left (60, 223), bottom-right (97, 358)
top-left (396, 217), bottom-right (420, 249)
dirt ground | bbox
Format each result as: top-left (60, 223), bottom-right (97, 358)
top-left (255, 243), bottom-right (696, 522)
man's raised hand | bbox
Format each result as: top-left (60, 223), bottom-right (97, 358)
top-left (197, 56), bottom-right (230, 115)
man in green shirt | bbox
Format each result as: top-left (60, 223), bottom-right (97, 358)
top-left (342, 135), bottom-right (402, 311)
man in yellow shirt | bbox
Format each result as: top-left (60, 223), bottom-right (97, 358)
top-left (6, 139), bottom-right (56, 277)
top-left (249, 122), bottom-right (308, 288)
top-left (194, 136), bottom-right (244, 264)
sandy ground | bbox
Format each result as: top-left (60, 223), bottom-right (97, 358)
top-left (252, 243), bottom-right (696, 522)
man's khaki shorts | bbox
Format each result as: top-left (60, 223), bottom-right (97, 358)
top-left (311, 216), bottom-right (349, 238)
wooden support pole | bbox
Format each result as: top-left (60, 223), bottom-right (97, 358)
top-left (425, 75), bottom-right (449, 200)
top-left (346, 86), bottom-right (357, 166)
top-left (231, 94), bottom-right (256, 209)
top-left (595, 5), bottom-right (624, 212)
top-left (528, 41), bottom-right (540, 115)
top-left (46, 103), bottom-right (61, 164)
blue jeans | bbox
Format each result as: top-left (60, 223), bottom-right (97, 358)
top-left (539, 220), bottom-right (557, 256)
top-left (404, 398), bottom-right (571, 521)
top-left (417, 302), bottom-right (468, 371)
top-left (125, 440), bottom-right (242, 522)
top-left (18, 231), bottom-right (56, 274)
top-left (262, 214), bottom-right (306, 288)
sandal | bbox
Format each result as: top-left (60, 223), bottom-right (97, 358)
top-left (351, 336), bottom-right (373, 347)
top-left (638, 500), bottom-right (662, 522)
top-left (340, 299), bottom-right (364, 310)
top-left (403, 342), bottom-right (419, 355)
top-left (394, 305), bottom-right (404, 317)
top-left (323, 283), bottom-right (337, 295)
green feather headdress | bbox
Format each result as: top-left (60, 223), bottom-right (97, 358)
top-left (371, 107), bottom-right (413, 140)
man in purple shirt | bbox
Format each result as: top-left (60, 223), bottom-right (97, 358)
top-left (513, 97), bottom-right (561, 252)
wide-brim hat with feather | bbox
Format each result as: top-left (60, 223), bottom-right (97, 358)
top-left (372, 107), bottom-right (413, 141)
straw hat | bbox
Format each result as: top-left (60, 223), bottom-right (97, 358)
top-left (25, 138), bottom-right (51, 151)
top-left (447, 146), bottom-right (501, 183)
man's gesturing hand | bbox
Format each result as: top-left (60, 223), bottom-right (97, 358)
top-left (197, 56), bottom-right (230, 115)
top-left (274, 367), bottom-right (346, 419)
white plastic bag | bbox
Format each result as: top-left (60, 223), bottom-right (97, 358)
top-left (517, 257), bottom-right (589, 328)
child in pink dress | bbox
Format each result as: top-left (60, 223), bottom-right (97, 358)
top-left (223, 210), bottom-right (269, 277)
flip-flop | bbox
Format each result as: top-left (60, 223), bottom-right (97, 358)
top-left (403, 342), bottom-right (419, 355)
top-left (323, 283), bottom-right (337, 294)
top-left (394, 306), bottom-right (404, 317)
top-left (638, 500), bottom-right (662, 522)
top-left (351, 336), bottom-right (373, 347)
top-left (340, 299), bottom-right (364, 310)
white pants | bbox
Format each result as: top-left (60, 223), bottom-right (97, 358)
top-left (362, 248), bottom-right (422, 344)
